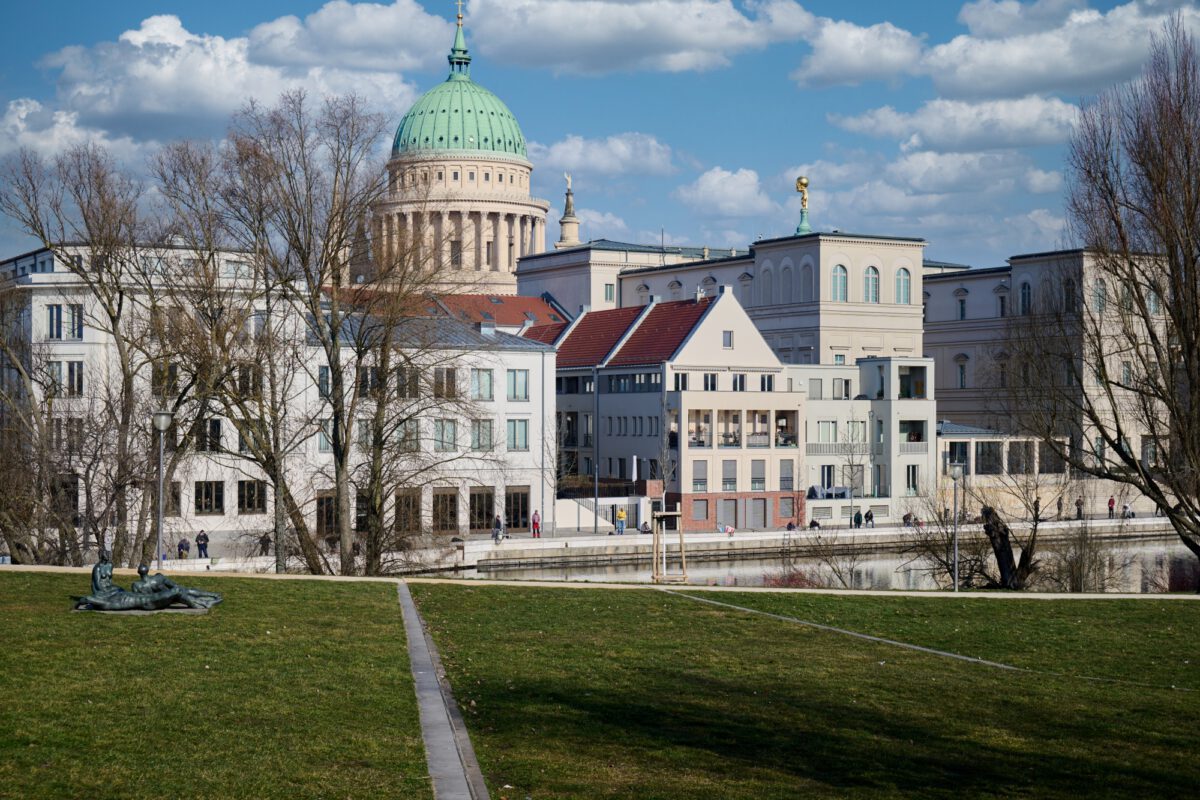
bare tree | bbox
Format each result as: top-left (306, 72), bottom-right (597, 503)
top-left (1000, 17), bottom-right (1200, 568)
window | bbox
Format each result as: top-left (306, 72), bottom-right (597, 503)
top-left (722, 330), bottom-right (734, 348)
top-left (66, 361), bottom-right (83, 396)
top-left (864, 267), bottom-right (880, 303)
top-left (692, 460), bottom-right (708, 492)
top-left (721, 460), bottom-right (736, 492)
top-left (47, 304), bottom-right (62, 340)
top-left (1148, 286), bottom-right (1161, 314)
top-left (195, 481), bottom-right (224, 515)
top-left (817, 421), bottom-right (838, 443)
top-left (318, 366), bottom-right (330, 399)
top-left (833, 354), bottom-right (845, 366)
top-left (357, 366), bottom-right (382, 396)
top-left (779, 496), bottom-right (794, 518)
top-left (1093, 280), bottom-right (1107, 313)
top-left (957, 364), bottom-right (967, 389)
top-left (1064, 279), bottom-right (1078, 312)
top-left (238, 480), bottom-right (267, 514)
top-left (194, 418), bottom-right (222, 452)
top-left (472, 419), bottom-right (493, 450)
top-left (396, 366), bottom-right (419, 399)
top-left (238, 419), bottom-right (265, 453)
top-left (356, 418), bottom-right (373, 450)
top-left (808, 378), bottom-right (823, 399)
top-left (397, 418), bottom-right (418, 452)
top-left (1019, 281), bottom-right (1033, 315)
top-left (452, 171), bottom-right (459, 181)
top-left (895, 268), bottom-right (911, 305)
top-left (703, 373), bottom-right (718, 391)
top-left (674, 373), bottom-right (689, 391)
top-left (505, 486), bottom-right (531, 532)
top-left (471, 368), bottom-right (493, 400)
top-left (604, 284), bottom-right (615, 302)
top-left (732, 374), bottom-right (746, 391)
top-left (905, 464), bottom-right (920, 494)
top-left (507, 369), bottom-right (529, 401)
top-left (779, 459), bottom-right (794, 491)
top-left (998, 294), bottom-right (1008, 317)
top-left (760, 374), bottom-right (774, 392)
top-left (468, 171), bottom-right (475, 181)
top-left (394, 491), bottom-right (420, 533)
top-left (1121, 360), bottom-right (1132, 385)
top-left (832, 265), bottom-right (848, 302)
top-left (152, 361), bottom-right (179, 397)
top-left (469, 488), bottom-right (494, 531)
top-left (751, 459), bottom-right (765, 491)
top-left (318, 419), bottom-right (333, 453)
top-left (957, 298), bottom-right (967, 320)
top-left (434, 367), bottom-right (457, 399)
top-left (691, 499), bottom-right (709, 521)
top-left (315, 494), bottom-right (336, 538)
top-left (165, 481), bottom-right (181, 517)
top-left (434, 419), bottom-right (457, 451)
top-left (235, 364), bottom-right (262, 399)
top-left (433, 489), bottom-right (458, 532)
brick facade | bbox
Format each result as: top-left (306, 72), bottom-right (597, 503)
top-left (669, 491), bottom-right (805, 532)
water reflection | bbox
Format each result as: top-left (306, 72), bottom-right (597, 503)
top-left (467, 537), bottom-right (1199, 593)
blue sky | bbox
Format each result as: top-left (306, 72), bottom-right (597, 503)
top-left (1, 0), bottom-right (1195, 266)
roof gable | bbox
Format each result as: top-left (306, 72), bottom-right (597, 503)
top-left (607, 298), bottom-right (713, 367)
top-left (555, 306), bottom-right (644, 368)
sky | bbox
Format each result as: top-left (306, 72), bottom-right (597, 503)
top-left (1, 0), bottom-right (1196, 267)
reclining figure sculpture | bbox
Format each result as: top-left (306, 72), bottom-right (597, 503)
top-left (73, 551), bottom-right (223, 611)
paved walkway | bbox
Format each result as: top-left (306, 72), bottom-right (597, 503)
top-left (396, 582), bottom-right (489, 800)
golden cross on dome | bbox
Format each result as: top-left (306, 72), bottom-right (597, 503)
top-left (456, 0), bottom-right (464, 25)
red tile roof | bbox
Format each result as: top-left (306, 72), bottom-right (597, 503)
top-left (607, 298), bottom-right (713, 366)
top-left (555, 306), bottom-right (645, 368)
top-left (523, 322), bottom-right (567, 345)
top-left (435, 294), bottom-right (565, 327)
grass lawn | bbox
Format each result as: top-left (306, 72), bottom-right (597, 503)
top-left (0, 572), bottom-right (431, 800)
top-left (411, 583), bottom-right (1199, 799)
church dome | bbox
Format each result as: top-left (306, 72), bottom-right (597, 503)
top-left (391, 21), bottom-right (527, 159)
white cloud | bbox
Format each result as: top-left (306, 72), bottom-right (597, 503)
top-left (576, 208), bottom-right (630, 239)
top-left (247, 0), bottom-right (450, 72)
top-left (791, 19), bottom-right (924, 86)
top-left (0, 99), bottom-right (150, 163)
top-left (469, 0), bottom-right (815, 74)
top-left (957, 0), bottom-right (1086, 39)
top-left (831, 95), bottom-right (1078, 152)
top-left (528, 133), bottom-right (674, 175)
top-left (885, 150), bottom-right (1039, 194)
top-left (778, 158), bottom-right (878, 191)
top-left (41, 14), bottom-right (420, 142)
top-left (1023, 168), bottom-right (1063, 194)
top-left (928, 2), bottom-right (1200, 98)
top-left (674, 167), bottom-right (776, 217)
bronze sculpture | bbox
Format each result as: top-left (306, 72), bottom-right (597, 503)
top-left (73, 551), bottom-right (223, 611)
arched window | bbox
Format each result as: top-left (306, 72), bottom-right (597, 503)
top-left (864, 266), bottom-right (880, 303)
top-left (780, 267), bottom-right (793, 303)
top-left (760, 269), bottom-right (774, 306)
top-left (895, 268), bottom-right (911, 305)
top-left (832, 265), bottom-right (848, 302)
top-left (668, 280), bottom-right (682, 301)
top-left (1093, 280), bottom-right (1107, 313)
top-left (799, 263), bottom-right (814, 302)
top-left (1019, 281), bottom-right (1032, 315)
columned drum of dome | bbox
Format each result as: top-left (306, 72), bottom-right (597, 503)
top-left (374, 15), bottom-right (549, 294)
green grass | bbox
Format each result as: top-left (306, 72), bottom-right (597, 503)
top-left (411, 584), bottom-right (1200, 799)
top-left (0, 572), bottom-right (431, 800)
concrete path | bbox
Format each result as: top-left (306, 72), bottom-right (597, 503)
top-left (397, 582), bottom-right (490, 800)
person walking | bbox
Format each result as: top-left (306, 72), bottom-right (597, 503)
top-left (195, 530), bottom-right (210, 559)
top-left (531, 509), bottom-right (541, 539)
top-left (853, 510), bottom-right (863, 529)
top-left (176, 536), bottom-right (190, 560)
top-left (258, 532), bottom-right (271, 557)
top-left (1122, 502), bottom-right (1132, 519)
top-left (1075, 496), bottom-right (1084, 520)
top-left (492, 514), bottom-right (504, 544)
top-left (615, 507), bottom-right (627, 535)
top-left (864, 509), bottom-right (875, 528)
top-left (1107, 495), bottom-right (1116, 519)
top-left (1033, 497), bottom-right (1041, 523)
top-left (1056, 496), bottom-right (1064, 520)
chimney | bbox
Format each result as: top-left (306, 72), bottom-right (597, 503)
top-left (477, 320), bottom-right (495, 337)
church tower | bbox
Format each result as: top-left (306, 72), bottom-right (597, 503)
top-left (372, 10), bottom-right (549, 293)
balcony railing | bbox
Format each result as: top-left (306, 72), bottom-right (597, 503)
top-left (776, 433), bottom-right (798, 448)
top-left (806, 442), bottom-right (870, 456)
top-left (688, 436), bottom-right (711, 448)
top-left (561, 435), bottom-right (578, 447)
top-left (692, 479), bottom-right (708, 492)
top-left (582, 434), bottom-right (593, 447)
top-left (746, 432), bottom-right (771, 448)
top-left (900, 441), bottom-right (928, 454)
top-left (751, 479), bottom-right (765, 491)
top-left (721, 479), bottom-right (737, 492)
top-left (718, 432), bottom-right (742, 448)
top-left (779, 478), bottom-right (794, 491)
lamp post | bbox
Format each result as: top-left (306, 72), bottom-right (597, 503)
top-left (151, 410), bottom-right (174, 572)
top-left (949, 462), bottom-right (964, 592)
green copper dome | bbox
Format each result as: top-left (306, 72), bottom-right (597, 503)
top-left (392, 22), bottom-right (528, 159)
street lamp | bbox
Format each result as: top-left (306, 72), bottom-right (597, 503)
top-left (949, 462), bottom-right (964, 592)
top-left (151, 409), bottom-right (174, 572)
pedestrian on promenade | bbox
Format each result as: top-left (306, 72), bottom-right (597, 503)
top-left (492, 515), bottom-right (504, 544)
top-left (615, 507), bottom-right (627, 535)
top-left (196, 530), bottom-right (209, 559)
top-left (853, 510), bottom-right (863, 529)
top-left (864, 509), bottom-right (874, 528)
top-left (1056, 496), bottom-right (1064, 520)
top-left (177, 537), bottom-right (190, 559)
top-left (808, 519), bottom-right (820, 530)
top-left (1033, 497), bottom-right (1041, 523)
top-left (639, 520), bottom-right (651, 533)
top-left (1108, 495), bottom-right (1116, 519)
top-left (786, 521), bottom-right (796, 531)
top-left (531, 510), bottom-right (541, 538)
top-left (1122, 502), bottom-right (1132, 519)
top-left (1075, 496), bottom-right (1084, 520)
top-left (259, 532), bottom-right (271, 557)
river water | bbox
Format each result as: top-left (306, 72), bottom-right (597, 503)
top-left (465, 535), bottom-right (1199, 593)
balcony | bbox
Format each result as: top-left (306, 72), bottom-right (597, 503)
top-left (746, 432), bottom-right (771, 448)
top-left (775, 432), bottom-right (798, 448)
top-left (688, 436), bottom-right (712, 448)
top-left (806, 442), bottom-right (870, 457)
top-left (718, 431), bottom-right (742, 448)
top-left (900, 441), bottom-right (928, 454)
top-left (692, 479), bottom-right (708, 492)
top-left (721, 479), bottom-right (737, 492)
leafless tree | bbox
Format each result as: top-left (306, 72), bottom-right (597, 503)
top-left (998, 17), bottom-right (1200, 569)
